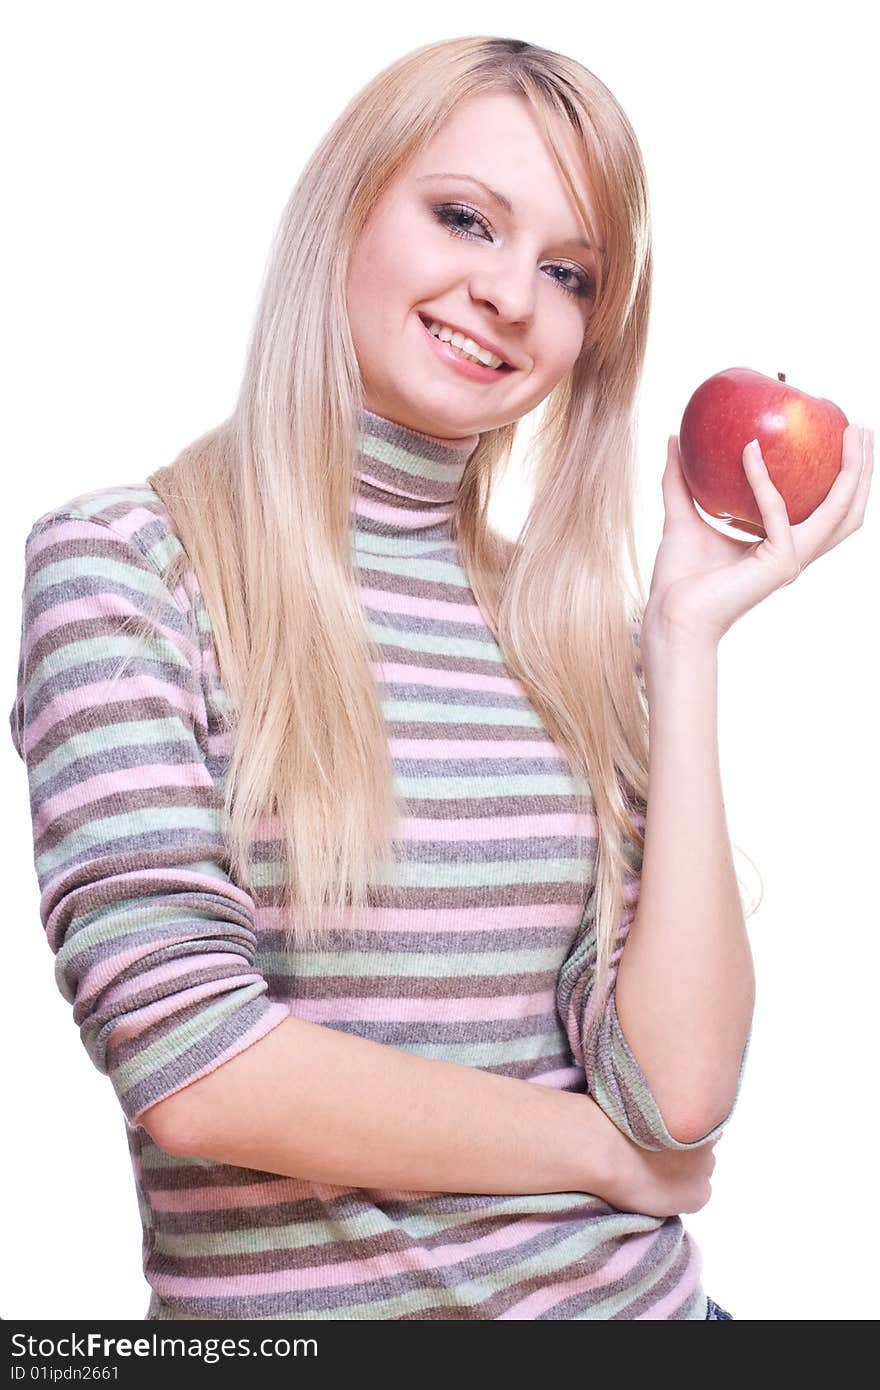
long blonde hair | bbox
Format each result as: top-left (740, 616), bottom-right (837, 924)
top-left (134, 35), bottom-right (758, 1062)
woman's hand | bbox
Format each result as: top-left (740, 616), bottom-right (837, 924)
top-left (642, 424), bottom-right (873, 648)
top-left (592, 1107), bottom-right (723, 1218)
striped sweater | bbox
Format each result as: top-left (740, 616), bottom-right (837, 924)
top-left (9, 407), bottom-right (749, 1320)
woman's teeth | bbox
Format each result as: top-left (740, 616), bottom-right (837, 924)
top-left (424, 318), bottom-right (506, 369)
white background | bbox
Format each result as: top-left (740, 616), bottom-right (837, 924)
top-left (2, 0), bottom-right (877, 1321)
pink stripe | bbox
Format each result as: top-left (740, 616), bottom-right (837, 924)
top-left (352, 472), bottom-right (430, 504)
top-left (26, 508), bottom-right (180, 574)
top-left (23, 591), bottom-right (200, 671)
top-left (103, 505), bottom-right (167, 544)
top-left (23, 674), bottom-right (204, 753)
top-left (498, 1230), bottom-right (660, 1318)
top-left (359, 584), bottom-right (481, 623)
top-left (149, 1213), bottom-right (590, 1298)
top-left (247, 810), bottom-right (595, 846)
top-left (253, 902), bottom-right (584, 935)
top-left (373, 660), bottom-right (524, 695)
top-left (391, 812), bottom-right (596, 842)
top-left (245, 808), bottom-right (613, 846)
top-left (151, 1177), bottom-right (335, 1213)
top-left (355, 494), bottom-right (455, 531)
top-left (633, 1242), bottom-right (703, 1319)
top-left (388, 737), bottom-right (562, 756)
top-left (26, 517), bottom-right (106, 558)
top-left (531, 1064), bottom-right (584, 1089)
top-left (207, 729), bottom-right (233, 759)
top-left (289, 988), bottom-right (556, 1025)
top-left (108, 974), bottom-right (261, 1047)
top-left (129, 1003), bottom-right (290, 1126)
top-left (34, 761), bottom-right (213, 837)
top-left (42, 868), bottom-right (257, 951)
top-left (75, 939), bottom-right (207, 995)
top-left (25, 593), bottom-right (126, 646)
top-left (90, 948), bottom-right (245, 1016)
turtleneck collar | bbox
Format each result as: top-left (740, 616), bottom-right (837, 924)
top-left (353, 407), bottom-right (480, 542)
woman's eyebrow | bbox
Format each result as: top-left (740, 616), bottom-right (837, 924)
top-left (416, 171), bottom-right (598, 253)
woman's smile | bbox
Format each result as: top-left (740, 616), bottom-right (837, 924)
top-left (416, 311), bottom-right (517, 384)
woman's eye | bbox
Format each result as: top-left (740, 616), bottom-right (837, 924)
top-left (549, 265), bottom-right (596, 300)
top-left (431, 202), bottom-right (596, 301)
top-left (432, 203), bottom-right (491, 240)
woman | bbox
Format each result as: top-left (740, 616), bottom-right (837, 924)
top-left (10, 36), bottom-right (871, 1321)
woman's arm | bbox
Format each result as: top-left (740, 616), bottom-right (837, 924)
top-left (147, 1013), bottom-right (621, 1197)
top-left (614, 629), bottom-right (755, 1143)
top-left (157, 632), bottom-right (753, 1180)
top-left (614, 425), bottom-right (869, 1142)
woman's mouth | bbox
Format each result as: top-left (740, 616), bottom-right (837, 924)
top-left (417, 314), bottom-right (515, 384)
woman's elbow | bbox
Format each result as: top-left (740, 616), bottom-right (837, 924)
top-left (137, 1091), bottom-right (201, 1156)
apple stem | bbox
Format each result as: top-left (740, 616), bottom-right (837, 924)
top-left (778, 372), bottom-right (786, 382)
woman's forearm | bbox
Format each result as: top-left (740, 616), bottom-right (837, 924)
top-left (614, 631), bottom-right (755, 1142)
top-left (158, 1013), bottom-right (619, 1197)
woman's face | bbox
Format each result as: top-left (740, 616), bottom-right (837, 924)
top-left (345, 90), bottom-right (602, 444)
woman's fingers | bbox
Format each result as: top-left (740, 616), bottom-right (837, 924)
top-left (742, 440), bottom-right (800, 583)
top-left (847, 426), bottom-right (873, 530)
top-left (792, 424), bottom-right (872, 564)
top-left (662, 435), bottom-right (700, 524)
top-left (743, 424), bottom-right (872, 582)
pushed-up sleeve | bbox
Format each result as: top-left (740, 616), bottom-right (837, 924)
top-left (8, 511), bottom-right (290, 1134)
top-left (556, 799), bottom-right (751, 1153)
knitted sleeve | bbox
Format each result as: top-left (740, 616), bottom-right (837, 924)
top-left (556, 816), bottom-right (751, 1151)
top-left (8, 511), bottom-right (290, 1134)
top-left (555, 621), bottom-right (751, 1151)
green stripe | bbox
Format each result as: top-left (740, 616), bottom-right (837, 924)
top-left (380, 700), bottom-right (542, 728)
top-left (153, 1189), bottom-right (634, 1257)
top-left (369, 623), bottom-right (501, 661)
top-left (248, 855), bottom-right (589, 892)
top-left (358, 433), bottom-right (461, 483)
top-left (249, 1214), bottom-right (676, 1320)
top-left (355, 551), bottom-right (472, 585)
top-left (44, 490), bottom-right (158, 521)
top-left (38, 804), bottom-right (220, 878)
top-left (26, 715), bottom-right (198, 795)
top-left (254, 945), bottom-right (568, 976)
top-left (28, 552), bottom-right (165, 601)
top-left (394, 771), bottom-right (580, 795)
top-left (354, 532), bottom-right (460, 559)
top-left (109, 982), bottom-right (267, 1094)
top-left (59, 901), bottom-right (240, 956)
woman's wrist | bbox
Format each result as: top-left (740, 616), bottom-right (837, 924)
top-left (568, 1091), bottom-right (627, 1200)
top-left (641, 599), bottom-right (720, 657)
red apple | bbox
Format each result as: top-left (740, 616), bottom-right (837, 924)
top-left (679, 368), bottom-right (849, 537)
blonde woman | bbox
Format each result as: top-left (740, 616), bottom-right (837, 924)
top-left (10, 36), bottom-right (871, 1322)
